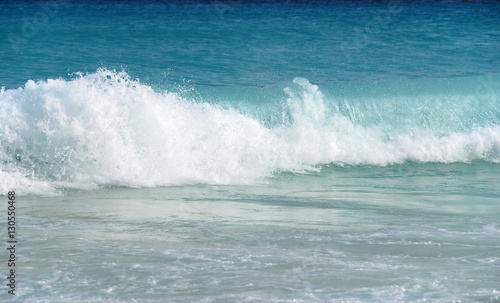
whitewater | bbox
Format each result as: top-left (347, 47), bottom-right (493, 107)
top-left (1, 70), bottom-right (499, 196)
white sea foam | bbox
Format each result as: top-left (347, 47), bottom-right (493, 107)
top-left (1, 70), bottom-right (499, 195)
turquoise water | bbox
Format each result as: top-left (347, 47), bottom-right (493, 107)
top-left (1, 1), bottom-right (500, 302)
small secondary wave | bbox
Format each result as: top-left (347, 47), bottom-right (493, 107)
top-left (1, 70), bottom-right (499, 195)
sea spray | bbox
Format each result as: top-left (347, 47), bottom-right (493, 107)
top-left (1, 70), bottom-right (499, 195)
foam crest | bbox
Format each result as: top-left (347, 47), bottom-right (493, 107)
top-left (1, 71), bottom-right (499, 195)
top-left (284, 77), bottom-right (326, 125)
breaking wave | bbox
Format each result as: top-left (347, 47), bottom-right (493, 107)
top-left (1, 70), bottom-right (499, 195)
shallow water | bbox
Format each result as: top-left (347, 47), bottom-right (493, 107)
top-left (17, 163), bottom-right (500, 301)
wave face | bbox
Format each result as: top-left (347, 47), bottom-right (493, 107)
top-left (1, 70), bottom-right (499, 194)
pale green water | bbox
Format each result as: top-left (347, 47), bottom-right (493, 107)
top-left (15, 163), bottom-right (500, 302)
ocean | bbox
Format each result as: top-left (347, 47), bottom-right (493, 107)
top-left (1, 0), bottom-right (499, 302)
